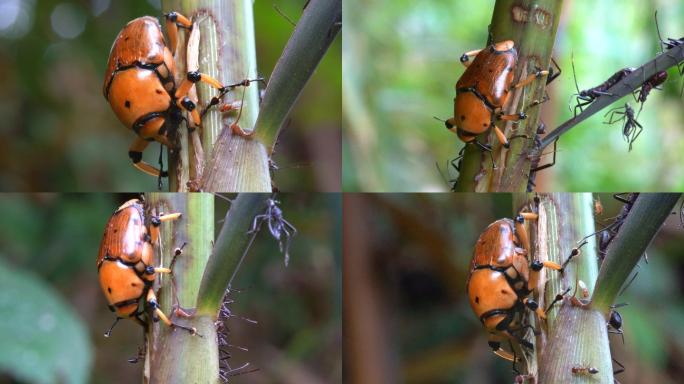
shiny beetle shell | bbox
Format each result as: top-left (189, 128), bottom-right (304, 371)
top-left (97, 199), bottom-right (154, 267)
top-left (103, 16), bottom-right (176, 136)
top-left (456, 41), bottom-right (517, 107)
top-left (454, 41), bottom-right (517, 138)
top-left (466, 219), bottom-right (530, 332)
top-left (97, 199), bottom-right (155, 317)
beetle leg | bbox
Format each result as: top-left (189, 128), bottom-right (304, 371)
top-left (513, 69), bottom-right (550, 89)
top-left (459, 48), bottom-right (483, 66)
top-left (148, 211), bottom-right (182, 245)
top-left (487, 333), bottom-right (518, 362)
top-left (165, 12), bottom-right (193, 55)
top-left (129, 137), bottom-right (167, 178)
top-left (492, 125), bottom-right (510, 148)
top-left (146, 289), bottom-right (198, 335)
top-left (528, 260), bottom-right (562, 293)
top-left (176, 96), bottom-right (201, 127)
top-left (514, 212), bottom-right (537, 253)
top-left (522, 297), bottom-right (545, 320)
top-left (497, 111), bottom-right (527, 122)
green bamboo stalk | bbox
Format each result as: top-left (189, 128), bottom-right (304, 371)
top-left (162, 0), bottom-right (269, 192)
top-left (510, 193), bottom-right (599, 379)
top-left (592, 193), bottom-right (681, 312)
top-left (531, 193), bottom-right (613, 383)
top-left (252, 0), bottom-right (342, 151)
top-left (454, 0), bottom-right (562, 192)
top-left (196, 193), bottom-right (271, 316)
top-left (147, 193), bottom-right (217, 384)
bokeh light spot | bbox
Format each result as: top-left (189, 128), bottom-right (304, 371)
top-left (50, 3), bottom-right (86, 39)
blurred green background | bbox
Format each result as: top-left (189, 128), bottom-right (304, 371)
top-left (343, 193), bottom-right (684, 383)
top-left (0, 193), bottom-right (341, 383)
top-left (0, 0), bottom-right (341, 192)
top-left (343, 0), bottom-right (684, 192)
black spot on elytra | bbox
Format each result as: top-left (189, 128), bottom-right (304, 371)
top-left (460, 115), bottom-right (466, 121)
top-left (113, 229), bottom-right (118, 233)
top-left (475, 296), bottom-right (480, 304)
top-left (131, 282), bottom-right (137, 287)
top-left (488, 69), bottom-right (493, 73)
top-left (156, 89), bottom-right (163, 95)
top-left (125, 100), bottom-right (131, 108)
top-left (501, 289), bottom-right (508, 294)
top-left (108, 287), bottom-right (112, 293)
top-left (483, 123), bottom-right (488, 127)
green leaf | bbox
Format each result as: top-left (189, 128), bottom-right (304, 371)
top-left (0, 258), bottom-right (92, 384)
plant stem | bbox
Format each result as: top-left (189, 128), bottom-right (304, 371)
top-left (196, 193), bottom-right (271, 316)
top-left (454, 0), bottom-right (563, 192)
top-left (252, 0), bottom-right (342, 152)
top-left (147, 192), bottom-right (217, 384)
top-left (163, 0), bottom-right (269, 192)
top-left (592, 193), bottom-right (681, 312)
top-left (527, 193), bottom-right (613, 383)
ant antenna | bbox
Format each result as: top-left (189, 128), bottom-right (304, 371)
top-left (654, 10), bottom-right (665, 53)
top-left (273, 4), bottom-right (297, 27)
top-left (571, 51), bottom-right (581, 95)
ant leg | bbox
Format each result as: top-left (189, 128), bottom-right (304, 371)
top-left (164, 12), bottom-right (192, 55)
top-left (612, 357), bottom-right (625, 375)
top-left (546, 58), bottom-right (562, 85)
top-left (104, 317), bottom-right (122, 338)
top-left (530, 138), bottom-right (558, 173)
top-left (545, 287), bottom-right (571, 313)
top-left (199, 78), bottom-right (265, 118)
top-left (573, 96), bottom-right (593, 117)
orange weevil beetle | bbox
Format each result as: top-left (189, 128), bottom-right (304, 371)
top-left (97, 198), bottom-right (196, 337)
top-left (103, 13), bottom-right (259, 177)
top-left (445, 40), bottom-right (549, 164)
top-left (466, 208), bottom-right (562, 363)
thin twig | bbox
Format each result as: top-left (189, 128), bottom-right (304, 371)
top-left (539, 44), bottom-right (684, 150)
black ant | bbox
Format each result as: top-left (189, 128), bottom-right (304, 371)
top-left (526, 123), bottom-right (559, 192)
top-left (603, 103), bottom-right (643, 151)
top-left (633, 71), bottom-right (667, 108)
top-left (570, 53), bottom-right (635, 117)
top-left (249, 197), bottom-right (297, 266)
top-left (655, 10), bottom-right (684, 96)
